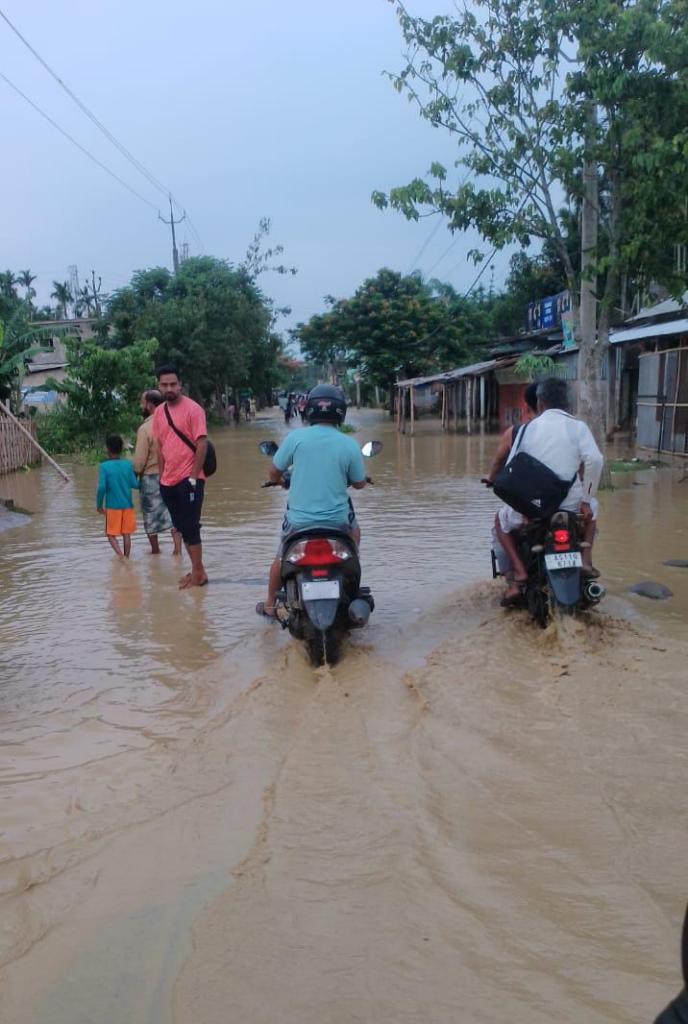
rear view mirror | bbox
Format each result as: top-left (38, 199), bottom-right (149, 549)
top-left (259, 441), bottom-right (279, 456)
top-left (361, 441), bottom-right (383, 458)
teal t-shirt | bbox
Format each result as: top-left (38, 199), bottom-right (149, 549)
top-left (96, 458), bottom-right (139, 510)
top-left (273, 425), bottom-right (366, 528)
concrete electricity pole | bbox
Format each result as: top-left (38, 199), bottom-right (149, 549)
top-left (159, 195), bottom-right (186, 274)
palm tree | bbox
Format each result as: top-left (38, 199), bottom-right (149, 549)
top-left (0, 271), bottom-right (18, 301)
top-left (75, 285), bottom-right (95, 317)
top-left (18, 270), bottom-right (37, 319)
top-left (51, 281), bottom-right (73, 320)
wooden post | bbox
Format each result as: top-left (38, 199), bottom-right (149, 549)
top-left (466, 378), bottom-right (472, 435)
top-left (441, 384), bottom-right (446, 431)
top-left (0, 399), bottom-right (71, 483)
top-left (410, 386), bottom-right (415, 436)
top-left (480, 376), bottom-right (486, 420)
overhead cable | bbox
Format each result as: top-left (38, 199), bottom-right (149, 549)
top-left (405, 215), bottom-right (443, 275)
top-left (0, 71), bottom-right (159, 211)
top-left (0, 6), bottom-right (206, 252)
top-left (0, 6), bottom-right (172, 200)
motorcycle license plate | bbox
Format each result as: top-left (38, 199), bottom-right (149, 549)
top-left (545, 552), bottom-right (582, 570)
top-left (301, 580), bottom-right (340, 601)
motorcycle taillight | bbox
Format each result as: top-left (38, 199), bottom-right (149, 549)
top-left (553, 529), bottom-right (570, 545)
top-left (287, 538), bottom-right (350, 566)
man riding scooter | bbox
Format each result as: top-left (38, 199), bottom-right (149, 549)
top-left (256, 384), bottom-right (367, 620)
top-left (493, 378), bottom-right (603, 604)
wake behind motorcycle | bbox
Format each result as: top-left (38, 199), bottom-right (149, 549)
top-left (259, 439), bottom-right (382, 666)
top-left (491, 508), bottom-right (606, 627)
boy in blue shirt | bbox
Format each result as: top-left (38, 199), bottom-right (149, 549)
top-left (96, 434), bottom-right (139, 558)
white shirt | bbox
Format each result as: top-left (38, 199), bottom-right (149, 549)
top-left (507, 409), bottom-right (604, 511)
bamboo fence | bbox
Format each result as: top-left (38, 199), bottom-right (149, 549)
top-left (0, 413), bottom-right (41, 474)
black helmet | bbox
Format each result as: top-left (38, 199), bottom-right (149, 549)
top-left (305, 384), bottom-right (347, 425)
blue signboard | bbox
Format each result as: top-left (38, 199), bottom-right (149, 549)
top-left (525, 291), bottom-right (572, 333)
top-left (21, 389), bottom-right (57, 405)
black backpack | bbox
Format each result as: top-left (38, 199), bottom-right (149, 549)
top-left (493, 423), bottom-right (576, 520)
top-left (164, 404), bottom-right (217, 478)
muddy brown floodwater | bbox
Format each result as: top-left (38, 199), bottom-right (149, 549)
top-left (1, 409), bottom-right (687, 1024)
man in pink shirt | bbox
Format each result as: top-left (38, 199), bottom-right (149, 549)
top-left (153, 365), bottom-right (209, 588)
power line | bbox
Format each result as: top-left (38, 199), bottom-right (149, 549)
top-left (0, 6), bottom-right (207, 253)
top-left (405, 215), bottom-right (443, 275)
top-left (0, 71), bottom-right (159, 211)
top-left (0, 6), bottom-right (172, 201)
top-left (425, 235), bottom-right (461, 278)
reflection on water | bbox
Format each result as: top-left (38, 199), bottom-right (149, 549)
top-left (0, 409), bottom-right (687, 1023)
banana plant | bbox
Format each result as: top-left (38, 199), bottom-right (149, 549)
top-left (0, 312), bottom-right (73, 413)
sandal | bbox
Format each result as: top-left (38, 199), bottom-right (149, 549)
top-left (255, 601), bottom-right (277, 620)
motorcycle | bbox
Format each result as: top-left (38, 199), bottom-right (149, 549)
top-left (489, 501), bottom-right (606, 627)
top-left (258, 439), bottom-right (383, 666)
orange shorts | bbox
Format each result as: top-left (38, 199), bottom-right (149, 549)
top-left (106, 508), bottom-right (136, 536)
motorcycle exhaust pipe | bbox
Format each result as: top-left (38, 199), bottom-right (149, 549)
top-left (348, 598), bottom-right (371, 627)
top-left (583, 580), bottom-right (606, 602)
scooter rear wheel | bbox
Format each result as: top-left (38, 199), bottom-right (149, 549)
top-left (305, 628), bottom-right (340, 668)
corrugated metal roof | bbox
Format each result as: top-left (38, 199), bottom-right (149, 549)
top-left (627, 291), bottom-right (688, 322)
top-left (395, 358), bottom-right (504, 389)
top-left (610, 318), bottom-right (688, 345)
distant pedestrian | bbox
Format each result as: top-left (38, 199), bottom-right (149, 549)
top-left (96, 434), bottom-right (139, 559)
top-left (153, 365), bottom-right (209, 589)
top-left (249, 397), bottom-right (257, 419)
top-left (133, 389), bottom-right (182, 556)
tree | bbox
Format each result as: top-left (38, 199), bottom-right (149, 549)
top-left (296, 268), bottom-right (484, 408)
top-left (17, 270), bottom-right (37, 318)
top-left (0, 272), bottom-right (20, 324)
top-left (103, 257), bottom-right (277, 406)
top-left (0, 311), bottom-right (68, 413)
top-left (42, 336), bottom-right (158, 449)
top-left (51, 281), bottom-right (73, 319)
top-left (374, 0), bottom-right (688, 446)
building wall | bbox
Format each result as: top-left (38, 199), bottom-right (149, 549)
top-left (498, 383), bottom-right (528, 432)
top-left (636, 340), bottom-right (688, 455)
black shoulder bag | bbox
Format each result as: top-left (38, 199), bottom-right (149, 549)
top-left (493, 422), bottom-right (576, 520)
top-left (164, 404), bottom-right (217, 478)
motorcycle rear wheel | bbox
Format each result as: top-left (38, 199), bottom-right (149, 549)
top-left (527, 585), bottom-right (550, 628)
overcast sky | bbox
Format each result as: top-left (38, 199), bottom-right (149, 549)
top-left (1, 0), bottom-right (513, 334)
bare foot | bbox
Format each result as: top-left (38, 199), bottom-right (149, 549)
top-left (179, 572), bottom-right (192, 585)
top-left (180, 573), bottom-right (209, 589)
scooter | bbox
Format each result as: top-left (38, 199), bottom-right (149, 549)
top-left (258, 439), bottom-right (383, 666)
top-left (491, 508), bottom-right (605, 627)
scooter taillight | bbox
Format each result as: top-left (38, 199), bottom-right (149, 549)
top-left (287, 538), bottom-right (351, 566)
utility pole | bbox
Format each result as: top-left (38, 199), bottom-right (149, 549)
top-left (159, 195), bottom-right (186, 274)
top-left (90, 270), bottom-right (102, 315)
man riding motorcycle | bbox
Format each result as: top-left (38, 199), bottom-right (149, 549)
top-left (256, 384), bottom-right (367, 619)
top-left (494, 377), bottom-right (603, 603)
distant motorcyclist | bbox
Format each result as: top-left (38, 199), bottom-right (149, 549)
top-left (256, 384), bottom-right (367, 619)
top-left (495, 378), bottom-right (603, 603)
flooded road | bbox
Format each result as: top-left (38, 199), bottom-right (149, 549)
top-left (1, 409), bottom-right (687, 1023)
